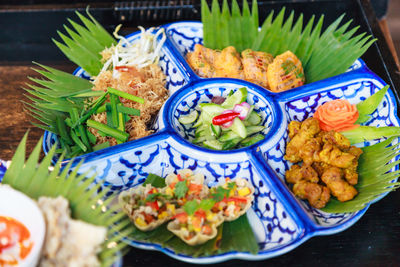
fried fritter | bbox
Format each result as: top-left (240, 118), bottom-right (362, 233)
top-left (320, 167), bottom-right (357, 202)
top-left (241, 49), bottom-right (274, 88)
top-left (284, 117), bottom-right (361, 208)
top-left (186, 44), bottom-right (217, 78)
top-left (292, 181), bottom-right (331, 209)
top-left (318, 143), bottom-right (355, 169)
top-left (284, 118), bottom-right (320, 163)
top-left (286, 164), bottom-right (319, 184)
top-left (214, 46), bottom-right (244, 79)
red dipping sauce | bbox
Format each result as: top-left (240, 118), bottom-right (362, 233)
top-left (0, 216), bottom-right (33, 266)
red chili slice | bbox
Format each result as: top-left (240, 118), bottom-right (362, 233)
top-left (212, 112), bottom-right (240, 125)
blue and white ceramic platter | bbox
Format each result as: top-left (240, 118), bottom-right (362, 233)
top-left (42, 21), bottom-right (400, 264)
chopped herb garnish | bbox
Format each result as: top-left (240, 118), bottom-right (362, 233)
top-left (175, 180), bottom-right (189, 199)
top-left (183, 200), bottom-right (199, 215)
top-left (199, 198), bottom-right (216, 211)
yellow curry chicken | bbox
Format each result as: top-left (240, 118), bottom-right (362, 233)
top-left (284, 117), bottom-right (362, 209)
top-left (186, 44), bottom-right (305, 92)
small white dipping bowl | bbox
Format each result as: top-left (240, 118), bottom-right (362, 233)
top-left (0, 184), bottom-right (45, 267)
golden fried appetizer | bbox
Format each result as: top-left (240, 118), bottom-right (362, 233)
top-left (284, 118), bottom-right (320, 163)
top-left (241, 49), bottom-right (274, 88)
top-left (318, 143), bottom-right (356, 169)
top-left (186, 44), bottom-right (217, 78)
top-left (292, 180), bottom-right (331, 209)
top-left (286, 164), bottom-right (320, 184)
top-left (321, 167), bottom-right (358, 202)
top-left (267, 51), bottom-right (305, 92)
top-left (284, 117), bottom-right (362, 209)
top-left (214, 46), bottom-right (245, 79)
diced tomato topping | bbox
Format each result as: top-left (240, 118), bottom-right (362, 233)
top-left (194, 209), bottom-right (206, 220)
top-left (189, 183), bottom-right (203, 193)
top-left (169, 182), bottom-right (176, 189)
top-left (223, 197), bottom-right (248, 204)
top-left (202, 225), bottom-right (213, 235)
top-left (146, 201), bottom-right (159, 211)
top-left (172, 212), bottom-right (188, 224)
top-left (177, 174), bottom-right (184, 181)
top-left (148, 188), bottom-right (157, 195)
top-left (192, 216), bottom-right (202, 229)
top-left (142, 212), bottom-right (155, 224)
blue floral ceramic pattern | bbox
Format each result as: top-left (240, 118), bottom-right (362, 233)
top-left (41, 22), bottom-right (400, 263)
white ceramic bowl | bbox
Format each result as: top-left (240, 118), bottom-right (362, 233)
top-left (0, 185), bottom-right (45, 267)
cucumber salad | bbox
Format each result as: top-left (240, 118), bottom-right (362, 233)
top-left (179, 87), bottom-right (265, 150)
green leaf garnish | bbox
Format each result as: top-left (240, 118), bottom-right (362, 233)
top-left (212, 186), bottom-right (230, 202)
top-left (53, 9), bottom-right (116, 76)
top-left (142, 173), bottom-right (166, 188)
top-left (341, 126), bottom-right (400, 144)
top-left (175, 180), bottom-right (189, 199)
top-left (199, 198), bottom-right (216, 211)
top-left (356, 85), bottom-right (390, 124)
top-left (183, 200), bottom-right (199, 215)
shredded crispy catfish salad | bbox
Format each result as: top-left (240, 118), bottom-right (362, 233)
top-left (90, 26), bottom-right (168, 146)
top-left (25, 12), bottom-right (170, 158)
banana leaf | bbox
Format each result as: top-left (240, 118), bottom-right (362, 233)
top-left (1, 133), bottom-right (133, 267)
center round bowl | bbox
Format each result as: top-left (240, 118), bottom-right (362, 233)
top-left (160, 78), bottom-right (284, 153)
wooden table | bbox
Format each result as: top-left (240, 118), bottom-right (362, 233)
top-left (0, 0), bottom-right (399, 266)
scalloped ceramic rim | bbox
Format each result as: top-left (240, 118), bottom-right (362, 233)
top-left (40, 21), bottom-right (400, 264)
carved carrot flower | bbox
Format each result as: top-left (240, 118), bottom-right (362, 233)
top-left (314, 99), bottom-right (359, 132)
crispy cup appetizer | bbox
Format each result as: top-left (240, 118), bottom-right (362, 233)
top-left (167, 207), bottom-right (224, 246)
top-left (211, 178), bottom-right (254, 221)
top-left (164, 169), bottom-right (209, 203)
top-left (119, 184), bottom-right (176, 231)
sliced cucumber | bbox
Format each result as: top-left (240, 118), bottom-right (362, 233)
top-left (211, 124), bottom-right (221, 137)
top-left (178, 110), bottom-right (198, 124)
top-left (219, 125), bottom-right (264, 142)
top-left (240, 134), bottom-right (265, 147)
top-left (199, 103), bottom-right (225, 124)
top-left (219, 130), bottom-right (239, 142)
top-left (193, 112), bottom-right (204, 127)
top-left (193, 135), bottom-right (207, 143)
top-left (203, 139), bottom-right (223, 150)
top-left (244, 110), bottom-right (262, 125)
top-left (222, 137), bottom-right (242, 150)
top-left (246, 125), bottom-right (265, 135)
top-left (221, 87), bottom-right (248, 109)
top-left (230, 117), bottom-right (247, 138)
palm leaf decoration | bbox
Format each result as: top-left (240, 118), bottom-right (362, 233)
top-left (1, 133), bottom-right (134, 267)
top-left (201, 0), bottom-right (376, 83)
top-left (321, 137), bottom-right (400, 213)
top-left (53, 8), bottom-right (116, 76)
top-left (23, 62), bottom-right (95, 133)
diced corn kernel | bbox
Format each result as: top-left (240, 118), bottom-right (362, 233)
top-left (194, 227), bottom-right (201, 232)
top-left (158, 211), bottom-right (168, 219)
top-left (167, 204), bottom-right (175, 213)
top-left (165, 187), bottom-right (173, 196)
top-left (238, 187), bottom-right (251, 197)
top-left (135, 217), bottom-right (147, 227)
top-left (206, 213), bottom-right (214, 221)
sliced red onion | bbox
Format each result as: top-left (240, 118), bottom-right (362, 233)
top-left (233, 102), bottom-right (251, 120)
top-left (221, 109), bottom-right (235, 128)
top-left (212, 96), bottom-right (226, 105)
